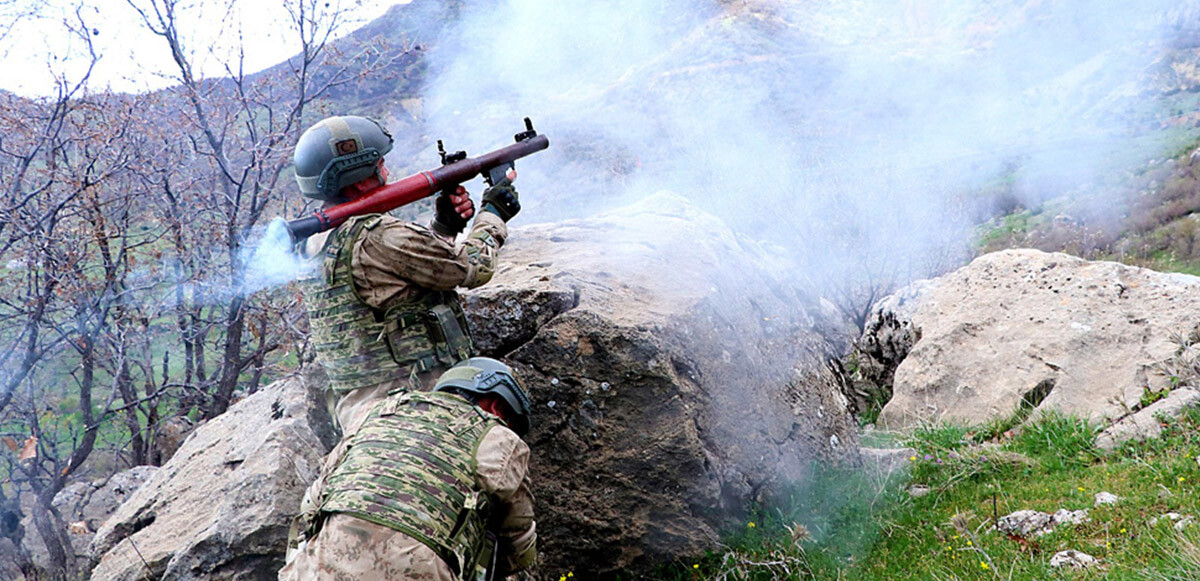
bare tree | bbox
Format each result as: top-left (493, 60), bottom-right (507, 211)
top-left (126, 0), bottom-right (408, 417)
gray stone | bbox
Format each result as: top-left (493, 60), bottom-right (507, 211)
top-left (88, 372), bottom-right (336, 581)
top-left (996, 510), bottom-right (1055, 538)
top-left (1176, 516), bottom-right (1196, 531)
top-left (0, 537), bottom-right (29, 581)
top-left (1096, 388), bottom-right (1200, 451)
top-left (870, 250), bottom-right (1200, 428)
top-left (20, 466), bottom-right (158, 577)
top-left (1093, 492), bottom-right (1120, 506)
top-left (1050, 549), bottom-right (1097, 569)
top-left (1149, 512), bottom-right (1184, 526)
top-left (463, 193), bottom-right (860, 574)
top-left (1052, 509), bottom-right (1090, 526)
top-left (997, 508), bottom-right (1088, 538)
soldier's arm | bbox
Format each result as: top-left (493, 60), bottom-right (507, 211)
top-left (476, 425), bottom-right (537, 575)
top-left (351, 213), bottom-right (508, 307)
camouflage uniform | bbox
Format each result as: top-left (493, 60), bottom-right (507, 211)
top-left (279, 390), bottom-right (537, 580)
top-left (299, 211), bottom-right (507, 433)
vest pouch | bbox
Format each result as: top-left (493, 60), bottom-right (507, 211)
top-left (425, 304), bottom-right (474, 365)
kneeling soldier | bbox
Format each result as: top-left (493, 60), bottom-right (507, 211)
top-left (280, 358), bottom-right (537, 580)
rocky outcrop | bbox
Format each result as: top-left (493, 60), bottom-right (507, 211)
top-left (87, 372), bottom-right (337, 581)
top-left (20, 466), bottom-right (157, 577)
top-left (866, 249), bottom-right (1200, 428)
top-left (463, 192), bottom-right (859, 574)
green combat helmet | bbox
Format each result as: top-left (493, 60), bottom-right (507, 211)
top-left (435, 358), bottom-right (532, 436)
top-left (294, 115), bottom-right (394, 201)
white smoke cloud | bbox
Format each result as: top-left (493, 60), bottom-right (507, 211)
top-left (411, 0), bottom-right (1187, 290)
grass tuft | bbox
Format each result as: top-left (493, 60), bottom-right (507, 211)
top-left (1007, 410), bottom-right (1099, 471)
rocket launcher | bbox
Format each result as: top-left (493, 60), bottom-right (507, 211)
top-left (285, 118), bottom-right (549, 243)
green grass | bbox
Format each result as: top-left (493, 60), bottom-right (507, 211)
top-left (647, 407), bottom-right (1200, 580)
top-left (977, 210), bottom-right (1044, 249)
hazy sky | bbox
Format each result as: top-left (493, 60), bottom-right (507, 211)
top-left (0, 0), bottom-right (405, 97)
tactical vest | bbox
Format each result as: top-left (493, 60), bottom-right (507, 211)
top-left (319, 390), bottom-right (498, 576)
top-left (301, 215), bottom-right (475, 394)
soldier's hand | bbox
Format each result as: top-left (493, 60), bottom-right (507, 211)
top-left (482, 169), bottom-right (520, 222)
top-left (432, 186), bottom-right (474, 236)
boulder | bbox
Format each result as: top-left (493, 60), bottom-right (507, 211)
top-left (20, 466), bottom-right (157, 576)
top-left (867, 249), bottom-right (1200, 428)
top-left (464, 192), bottom-right (859, 574)
top-left (87, 371), bottom-right (337, 581)
top-left (1096, 388), bottom-right (1200, 450)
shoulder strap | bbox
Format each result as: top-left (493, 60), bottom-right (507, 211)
top-left (322, 214), bottom-right (384, 300)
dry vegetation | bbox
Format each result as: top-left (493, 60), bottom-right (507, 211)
top-left (0, 1), bottom-right (413, 577)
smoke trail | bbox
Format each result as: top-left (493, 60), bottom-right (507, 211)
top-left (241, 218), bottom-right (314, 294)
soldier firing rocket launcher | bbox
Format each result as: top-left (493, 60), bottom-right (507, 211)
top-left (285, 117), bottom-right (549, 243)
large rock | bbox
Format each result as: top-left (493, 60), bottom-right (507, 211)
top-left (870, 249), bottom-right (1200, 428)
top-left (20, 465), bottom-right (157, 577)
top-left (87, 372), bottom-right (337, 580)
top-left (465, 192), bottom-right (859, 574)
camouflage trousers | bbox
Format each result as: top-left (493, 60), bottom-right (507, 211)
top-left (279, 513), bottom-right (457, 581)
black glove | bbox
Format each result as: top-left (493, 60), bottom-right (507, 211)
top-left (481, 177), bottom-right (521, 222)
top-left (431, 189), bottom-right (470, 236)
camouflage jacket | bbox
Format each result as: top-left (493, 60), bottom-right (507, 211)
top-left (310, 390), bottom-right (537, 577)
top-left (300, 212), bottom-right (508, 428)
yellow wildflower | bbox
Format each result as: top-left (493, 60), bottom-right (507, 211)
top-left (981, 561), bottom-right (989, 570)
top-left (748, 521), bottom-right (756, 528)
top-left (693, 564), bottom-right (700, 569)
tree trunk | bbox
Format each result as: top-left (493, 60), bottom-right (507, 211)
top-left (29, 497), bottom-right (72, 580)
top-left (207, 294), bottom-right (246, 418)
top-left (116, 359), bottom-right (148, 466)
